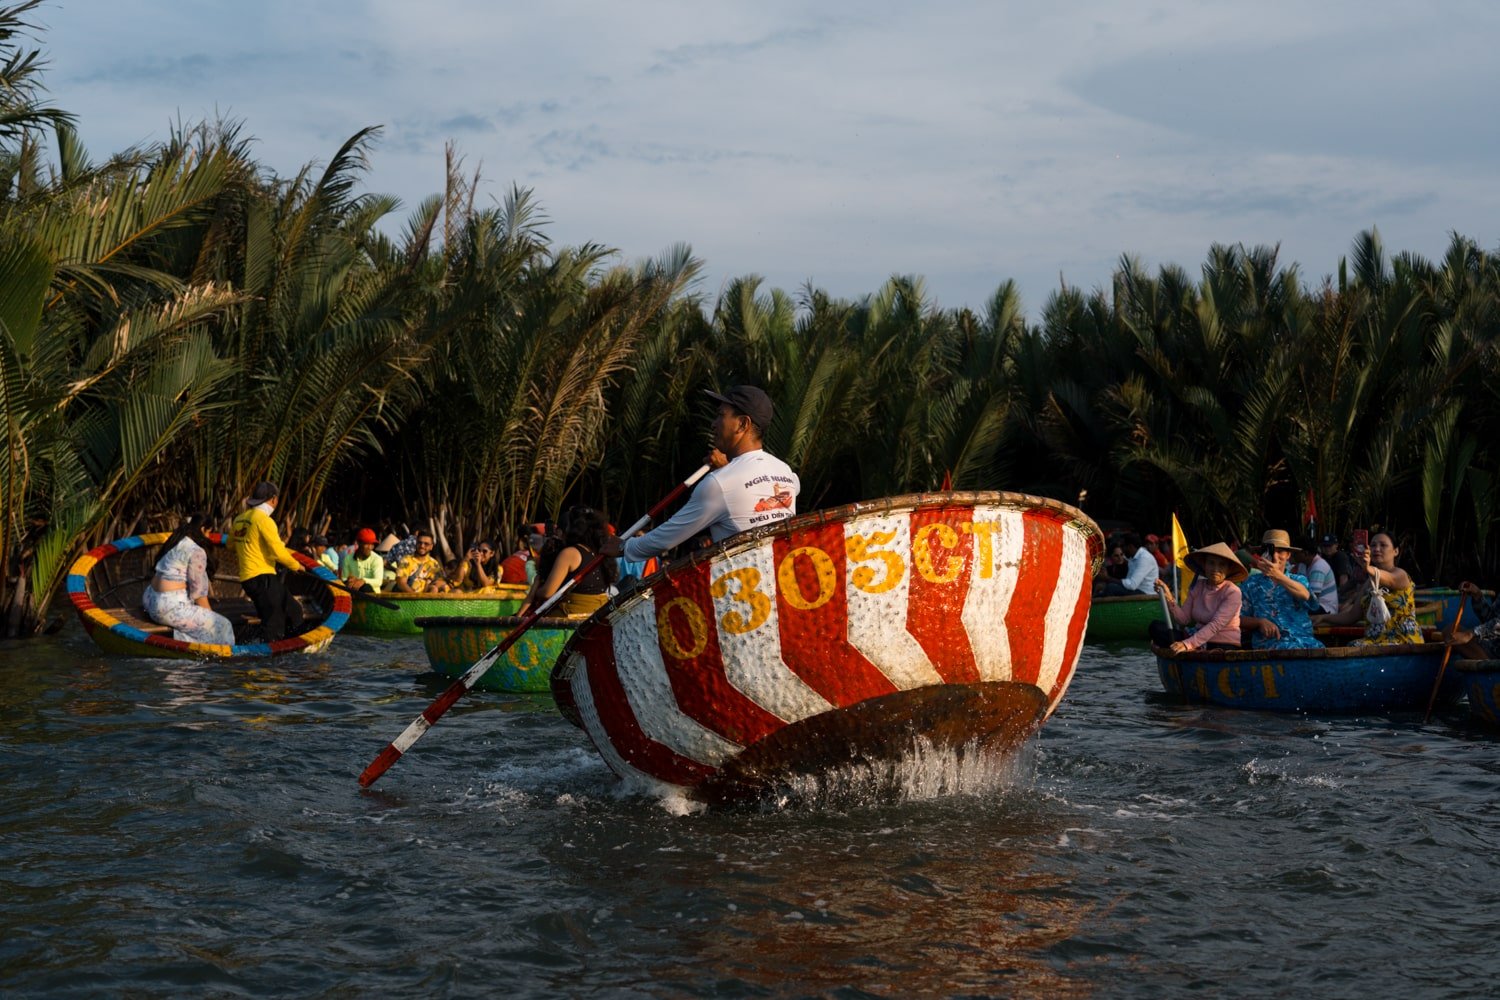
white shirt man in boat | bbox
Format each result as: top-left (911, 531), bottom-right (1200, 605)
top-left (602, 386), bottom-right (800, 563)
top-left (1095, 532), bottom-right (1160, 596)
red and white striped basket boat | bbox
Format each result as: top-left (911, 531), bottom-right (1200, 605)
top-left (551, 491), bottom-right (1103, 804)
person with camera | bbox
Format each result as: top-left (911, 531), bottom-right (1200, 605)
top-left (1319, 531), bottom-right (1423, 645)
top-left (450, 540), bottom-right (499, 591)
top-left (1238, 528), bottom-right (1320, 650)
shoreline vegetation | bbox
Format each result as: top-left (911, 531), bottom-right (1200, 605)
top-left (3, 2), bottom-right (1498, 637)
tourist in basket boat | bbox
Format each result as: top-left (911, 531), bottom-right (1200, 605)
top-left (1445, 580), bottom-right (1500, 659)
top-left (518, 506), bottom-right (617, 618)
top-left (1319, 531), bottom-right (1423, 645)
top-left (142, 513), bottom-right (235, 646)
top-left (390, 531), bottom-right (450, 593)
top-left (450, 539), bottom-right (499, 591)
top-left (1239, 528), bottom-right (1321, 650)
top-left (340, 528), bottom-right (387, 593)
top-left (1149, 542), bottom-right (1246, 652)
top-left (601, 385), bottom-right (800, 564)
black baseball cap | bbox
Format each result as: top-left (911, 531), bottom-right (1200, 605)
top-left (1319, 533), bottom-right (1338, 546)
top-left (248, 481), bottom-right (278, 503)
top-left (705, 385), bottom-right (773, 430)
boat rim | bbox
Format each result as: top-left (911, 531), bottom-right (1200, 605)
top-left (66, 530), bottom-right (350, 658)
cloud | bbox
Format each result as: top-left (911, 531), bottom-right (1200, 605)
top-left (1069, 21), bottom-right (1500, 167)
top-left (646, 24), bottom-right (833, 75)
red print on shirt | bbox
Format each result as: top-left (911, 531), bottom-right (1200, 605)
top-left (754, 482), bottom-right (795, 512)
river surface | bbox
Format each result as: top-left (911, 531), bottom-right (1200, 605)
top-left (3, 625), bottom-right (1498, 998)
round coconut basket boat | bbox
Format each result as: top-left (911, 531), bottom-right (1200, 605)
top-left (1414, 587), bottom-right (1493, 632)
top-left (1455, 659), bottom-right (1500, 727)
top-left (67, 532), bottom-right (349, 659)
top-left (1084, 594), bottom-right (1158, 642)
top-left (1154, 633), bottom-right (1459, 714)
top-left (549, 490), bottom-right (1103, 805)
top-left (346, 586), bottom-right (528, 635)
top-left (415, 615), bottom-right (582, 693)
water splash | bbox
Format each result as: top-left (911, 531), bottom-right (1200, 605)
top-left (758, 738), bottom-right (1037, 812)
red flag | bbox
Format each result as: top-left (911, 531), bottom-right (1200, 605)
top-left (1303, 489), bottom-right (1318, 532)
top-left (939, 469), bottom-right (953, 491)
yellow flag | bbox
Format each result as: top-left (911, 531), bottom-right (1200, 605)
top-left (1172, 512), bottom-right (1194, 604)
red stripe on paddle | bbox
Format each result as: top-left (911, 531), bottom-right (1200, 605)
top-left (1007, 513), bottom-right (1065, 686)
top-left (774, 523), bottom-right (897, 706)
top-left (905, 506), bottom-right (979, 684)
top-left (578, 621), bottom-right (716, 787)
top-left (650, 561), bottom-right (781, 746)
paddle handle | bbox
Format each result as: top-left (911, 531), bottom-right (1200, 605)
top-left (358, 464), bottom-right (712, 788)
top-left (1423, 644), bottom-right (1456, 723)
top-left (320, 573), bottom-right (401, 611)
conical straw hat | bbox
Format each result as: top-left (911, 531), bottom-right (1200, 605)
top-left (1184, 542), bottom-right (1249, 583)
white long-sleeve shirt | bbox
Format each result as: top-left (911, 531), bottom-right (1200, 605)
top-left (1121, 546), bottom-right (1160, 594)
top-left (623, 450), bottom-right (799, 561)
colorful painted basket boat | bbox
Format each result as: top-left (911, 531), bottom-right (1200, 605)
top-left (67, 532), bottom-right (349, 659)
top-left (1414, 587), bottom-right (1493, 632)
top-left (550, 491), bottom-right (1103, 804)
top-left (1085, 594), bottom-right (1160, 642)
top-left (1455, 659), bottom-right (1500, 728)
top-left (415, 615), bottom-right (581, 693)
top-left (1154, 640), bottom-right (1459, 714)
top-left (347, 587), bottom-right (528, 635)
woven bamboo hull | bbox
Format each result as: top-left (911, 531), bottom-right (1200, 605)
top-left (347, 587), bottom-right (527, 635)
top-left (1155, 641), bottom-right (1459, 713)
top-left (1456, 659), bottom-right (1500, 727)
top-left (1414, 588), bottom-right (1492, 632)
top-left (1084, 594), bottom-right (1158, 642)
top-left (415, 615), bottom-right (580, 693)
top-left (551, 491), bottom-right (1103, 802)
top-left (67, 533), bottom-right (349, 660)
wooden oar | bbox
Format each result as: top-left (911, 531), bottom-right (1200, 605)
top-left (1423, 644), bottom-right (1457, 723)
top-left (320, 574), bottom-right (400, 611)
top-left (358, 463), bottom-right (713, 788)
top-left (1424, 590), bottom-right (1470, 722)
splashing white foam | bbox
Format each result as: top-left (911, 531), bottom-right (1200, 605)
top-left (759, 738), bottom-right (1036, 811)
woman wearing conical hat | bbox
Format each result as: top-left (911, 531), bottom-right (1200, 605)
top-left (1149, 543), bottom-right (1247, 652)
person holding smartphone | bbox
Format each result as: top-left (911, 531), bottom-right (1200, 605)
top-left (451, 540), bottom-right (498, 591)
top-left (1238, 528), bottom-right (1320, 649)
top-left (1320, 531), bottom-right (1423, 645)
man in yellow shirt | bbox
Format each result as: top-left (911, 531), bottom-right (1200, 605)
top-left (230, 481), bottom-right (306, 641)
top-left (391, 531), bottom-right (448, 593)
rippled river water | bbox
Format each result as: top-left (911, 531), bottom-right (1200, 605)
top-left (4, 625), bottom-right (1499, 998)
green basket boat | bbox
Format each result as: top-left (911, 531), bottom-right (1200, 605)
top-left (414, 615), bottom-right (585, 693)
top-left (1085, 594), bottom-right (1161, 643)
top-left (346, 586), bottom-right (528, 635)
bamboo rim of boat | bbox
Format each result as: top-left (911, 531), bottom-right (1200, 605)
top-left (1153, 635), bottom-right (1448, 663)
top-left (360, 587), bottom-right (529, 601)
top-left (413, 615), bottom-right (586, 629)
top-left (67, 530), bottom-right (350, 657)
top-left (593, 488), bottom-right (1101, 619)
top-left (1454, 658), bottom-right (1500, 673)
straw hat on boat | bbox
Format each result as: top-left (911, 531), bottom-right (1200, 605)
top-left (1184, 542), bottom-right (1249, 583)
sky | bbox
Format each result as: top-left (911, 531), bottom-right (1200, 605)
top-left (28, 1), bottom-right (1500, 319)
